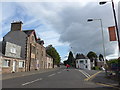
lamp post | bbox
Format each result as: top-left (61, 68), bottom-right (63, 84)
top-left (99, 0), bottom-right (120, 85)
top-left (87, 19), bottom-right (106, 63)
top-left (87, 19), bottom-right (108, 76)
top-left (99, 0), bottom-right (120, 56)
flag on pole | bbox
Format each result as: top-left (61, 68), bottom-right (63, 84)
top-left (108, 26), bottom-right (117, 41)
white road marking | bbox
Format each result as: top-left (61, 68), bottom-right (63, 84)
top-left (22, 78), bottom-right (42, 86)
top-left (82, 70), bottom-right (91, 77)
top-left (63, 69), bottom-right (66, 71)
top-left (48, 73), bottom-right (56, 77)
top-left (79, 70), bottom-right (90, 78)
top-left (57, 72), bottom-right (61, 74)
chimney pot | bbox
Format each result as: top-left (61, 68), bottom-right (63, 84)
top-left (11, 21), bottom-right (23, 31)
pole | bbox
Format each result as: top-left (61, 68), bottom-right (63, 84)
top-left (100, 19), bottom-right (106, 62)
top-left (111, 0), bottom-right (120, 85)
top-left (100, 19), bottom-right (108, 76)
top-left (87, 18), bottom-right (107, 69)
top-left (111, 0), bottom-right (120, 52)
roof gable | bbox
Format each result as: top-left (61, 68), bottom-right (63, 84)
top-left (23, 30), bottom-right (37, 41)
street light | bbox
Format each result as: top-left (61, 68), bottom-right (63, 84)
top-left (99, 0), bottom-right (120, 54)
top-left (87, 18), bottom-right (108, 76)
top-left (99, 1), bottom-right (107, 5)
top-left (87, 18), bottom-right (106, 62)
top-left (99, 0), bottom-right (120, 85)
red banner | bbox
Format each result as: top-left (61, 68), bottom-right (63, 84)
top-left (108, 26), bottom-right (117, 41)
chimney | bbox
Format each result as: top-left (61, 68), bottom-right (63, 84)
top-left (11, 21), bottom-right (23, 31)
top-left (37, 37), bottom-right (41, 41)
top-left (40, 40), bottom-right (44, 46)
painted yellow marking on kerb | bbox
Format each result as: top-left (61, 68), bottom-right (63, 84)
top-left (84, 71), bottom-right (102, 81)
top-left (96, 83), bottom-right (120, 90)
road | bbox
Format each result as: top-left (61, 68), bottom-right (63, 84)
top-left (2, 67), bottom-right (117, 89)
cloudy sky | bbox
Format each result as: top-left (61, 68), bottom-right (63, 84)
top-left (1, 0), bottom-right (120, 62)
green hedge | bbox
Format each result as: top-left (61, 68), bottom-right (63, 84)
top-left (92, 66), bottom-right (100, 70)
top-left (107, 59), bottom-right (120, 64)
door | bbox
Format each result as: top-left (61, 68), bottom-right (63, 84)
top-left (36, 60), bottom-right (39, 70)
top-left (12, 61), bottom-right (16, 72)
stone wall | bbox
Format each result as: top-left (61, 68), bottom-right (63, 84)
top-left (2, 56), bottom-right (25, 73)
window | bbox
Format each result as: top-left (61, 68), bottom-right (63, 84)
top-left (85, 60), bottom-right (87, 63)
top-left (48, 63), bottom-right (50, 67)
top-left (10, 47), bottom-right (16, 54)
top-left (80, 60), bottom-right (83, 63)
top-left (2, 60), bottom-right (10, 67)
top-left (42, 51), bottom-right (43, 56)
top-left (32, 46), bottom-right (36, 54)
top-left (37, 50), bottom-right (39, 55)
top-left (32, 36), bottom-right (35, 42)
top-left (86, 65), bottom-right (88, 68)
top-left (76, 61), bottom-right (78, 63)
top-left (19, 61), bottom-right (24, 68)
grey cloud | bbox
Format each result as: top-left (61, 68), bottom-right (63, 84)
top-left (48, 2), bottom-right (117, 57)
top-left (16, 2), bottom-right (118, 58)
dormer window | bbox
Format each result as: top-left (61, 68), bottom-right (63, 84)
top-left (10, 47), bottom-right (16, 54)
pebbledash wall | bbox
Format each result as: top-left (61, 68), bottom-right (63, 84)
top-left (2, 42), bottom-right (25, 73)
top-left (76, 59), bottom-right (91, 70)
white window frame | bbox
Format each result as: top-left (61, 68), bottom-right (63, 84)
top-left (80, 60), bottom-right (83, 63)
top-left (10, 47), bottom-right (16, 54)
top-left (2, 59), bottom-right (10, 67)
top-left (19, 61), bottom-right (24, 68)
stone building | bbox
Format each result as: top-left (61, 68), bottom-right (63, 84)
top-left (1, 42), bottom-right (25, 73)
top-left (36, 38), bottom-right (46, 69)
top-left (46, 54), bottom-right (53, 69)
top-left (2, 21), bottom-right (53, 73)
top-left (23, 30), bottom-right (37, 71)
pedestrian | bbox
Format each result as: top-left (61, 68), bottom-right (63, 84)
top-left (101, 65), bottom-right (105, 71)
top-left (66, 64), bottom-right (70, 69)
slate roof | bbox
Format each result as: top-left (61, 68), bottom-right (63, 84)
top-left (76, 54), bottom-right (88, 59)
top-left (3, 31), bottom-right (27, 59)
top-left (37, 40), bottom-right (44, 45)
top-left (46, 54), bottom-right (52, 58)
top-left (23, 30), bottom-right (37, 40)
top-left (23, 30), bottom-right (34, 36)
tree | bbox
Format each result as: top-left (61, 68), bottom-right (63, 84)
top-left (87, 51), bottom-right (98, 66)
top-left (75, 53), bottom-right (79, 59)
top-left (67, 51), bottom-right (75, 67)
top-left (46, 45), bottom-right (61, 67)
top-left (63, 60), bottom-right (68, 66)
top-left (99, 54), bottom-right (104, 61)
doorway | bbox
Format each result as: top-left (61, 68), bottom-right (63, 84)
top-left (12, 60), bottom-right (16, 72)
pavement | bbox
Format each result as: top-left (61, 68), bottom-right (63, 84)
top-left (75, 69), bottom-right (120, 89)
top-left (90, 71), bottom-right (120, 89)
top-left (2, 67), bottom-right (59, 80)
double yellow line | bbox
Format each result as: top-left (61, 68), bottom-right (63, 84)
top-left (83, 71), bottom-right (120, 89)
top-left (84, 71), bottom-right (102, 81)
top-left (96, 83), bottom-right (120, 90)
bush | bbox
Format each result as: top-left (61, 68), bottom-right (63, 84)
top-left (92, 66), bottom-right (100, 70)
